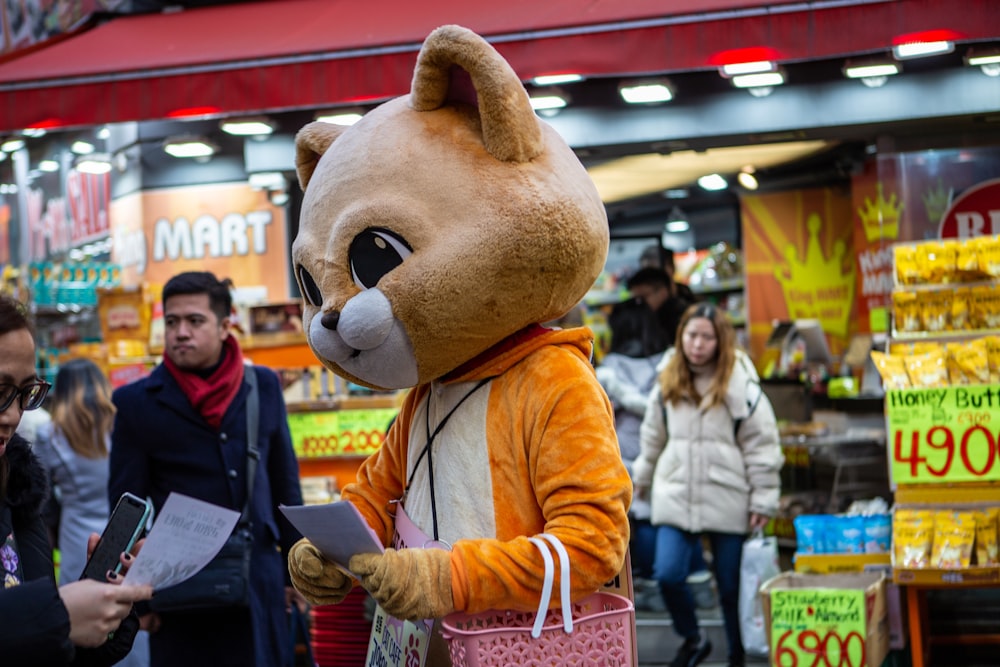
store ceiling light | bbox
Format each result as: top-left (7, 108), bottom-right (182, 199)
top-left (315, 110), bottom-right (365, 126)
top-left (697, 173), bottom-right (728, 191)
top-left (731, 71), bottom-right (785, 89)
top-left (965, 47), bottom-right (1000, 77)
top-left (248, 171), bottom-right (286, 190)
top-left (844, 60), bottom-right (901, 79)
top-left (38, 159), bottom-right (60, 172)
top-left (163, 136), bottom-right (218, 159)
top-left (531, 73), bottom-right (583, 86)
top-left (619, 79), bottom-right (674, 104)
top-left (737, 167), bottom-right (759, 190)
top-left (1, 138), bottom-right (25, 152)
top-left (75, 154), bottom-right (112, 174)
top-left (71, 140), bottom-right (95, 155)
top-left (220, 117), bottom-right (275, 136)
top-left (720, 61), bottom-right (776, 77)
top-left (893, 40), bottom-right (953, 60)
top-left (664, 207), bottom-right (690, 233)
top-left (528, 90), bottom-right (569, 113)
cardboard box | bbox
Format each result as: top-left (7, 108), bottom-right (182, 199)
top-left (760, 571), bottom-right (888, 667)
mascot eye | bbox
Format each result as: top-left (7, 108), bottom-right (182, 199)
top-left (349, 228), bottom-right (413, 290)
top-left (297, 265), bottom-right (324, 307)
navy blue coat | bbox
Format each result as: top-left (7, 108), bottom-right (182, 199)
top-left (109, 363), bottom-right (303, 667)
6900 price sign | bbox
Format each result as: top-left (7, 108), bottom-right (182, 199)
top-left (886, 385), bottom-right (1000, 485)
top-left (770, 588), bottom-right (868, 667)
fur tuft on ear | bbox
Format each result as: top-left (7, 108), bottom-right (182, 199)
top-left (410, 24), bottom-right (543, 163)
top-left (295, 122), bottom-right (345, 191)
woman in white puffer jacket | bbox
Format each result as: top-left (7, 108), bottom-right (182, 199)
top-left (632, 303), bottom-right (783, 667)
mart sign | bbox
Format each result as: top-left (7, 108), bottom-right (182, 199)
top-left (938, 177), bottom-right (1000, 238)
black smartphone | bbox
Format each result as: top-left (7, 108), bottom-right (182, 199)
top-left (80, 492), bottom-right (152, 582)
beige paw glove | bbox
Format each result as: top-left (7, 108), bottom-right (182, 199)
top-left (349, 548), bottom-right (454, 621)
top-left (288, 538), bottom-right (353, 606)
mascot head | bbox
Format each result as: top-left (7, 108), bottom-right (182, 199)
top-left (292, 25), bottom-right (608, 390)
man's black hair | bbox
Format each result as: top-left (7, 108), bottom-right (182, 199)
top-left (0, 294), bottom-right (33, 337)
top-left (162, 271), bottom-right (232, 322)
top-left (626, 266), bottom-right (674, 291)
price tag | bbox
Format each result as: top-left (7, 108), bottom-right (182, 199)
top-left (886, 385), bottom-right (1000, 484)
top-left (770, 588), bottom-right (867, 667)
top-left (288, 408), bottom-right (398, 458)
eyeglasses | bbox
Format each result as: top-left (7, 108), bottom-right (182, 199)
top-left (0, 381), bottom-right (52, 412)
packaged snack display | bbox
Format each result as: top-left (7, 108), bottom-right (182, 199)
top-left (870, 351), bottom-right (911, 389)
top-left (893, 506), bottom-right (1000, 570)
top-left (893, 509), bottom-right (934, 568)
top-left (902, 349), bottom-right (948, 388)
top-left (973, 509), bottom-right (999, 566)
top-left (930, 511), bottom-right (976, 569)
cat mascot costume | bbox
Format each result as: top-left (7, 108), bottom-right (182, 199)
top-left (287, 24), bottom-right (632, 666)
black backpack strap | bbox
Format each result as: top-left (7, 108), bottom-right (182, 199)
top-left (242, 365), bottom-right (259, 527)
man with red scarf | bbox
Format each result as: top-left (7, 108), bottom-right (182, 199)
top-left (108, 271), bottom-right (304, 667)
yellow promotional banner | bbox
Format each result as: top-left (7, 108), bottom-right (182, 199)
top-left (742, 187), bottom-right (856, 361)
top-left (886, 385), bottom-right (1000, 485)
top-left (770, 588), bottom-right (867, 667)
top-left (288, 408), bottom-right (398, 458)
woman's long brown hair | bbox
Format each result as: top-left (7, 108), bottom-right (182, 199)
top-left (51, 358), bottom-right (116, 459)
top-left (659, 303), bottom-right (736, 409)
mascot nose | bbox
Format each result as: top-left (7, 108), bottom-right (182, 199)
top-left (320, 311), bottom-right (340, 330)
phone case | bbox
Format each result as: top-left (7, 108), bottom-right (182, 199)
top-left (80, 492), bottom-right (151, 581)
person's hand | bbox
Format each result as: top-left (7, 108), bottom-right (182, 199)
top-left (59, 579), bottom-right (153, 648)
top-left (84, 532), bottom-right (141, 583)
top-left (286, 585), bottom-right (309, 615)
top-left (349, 548), bottom-right (454, 621)
top-left (288, 538), bottom-right (353, 606)
top-left (749, 512), bottom-right (771, 531)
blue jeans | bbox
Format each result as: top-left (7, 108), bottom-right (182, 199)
top-left (653, 524), bottom-right (746, 662)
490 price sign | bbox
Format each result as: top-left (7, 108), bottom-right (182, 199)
top-left (886, 384), bottom-right (1000, 485)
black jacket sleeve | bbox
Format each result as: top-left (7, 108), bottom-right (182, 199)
top-left (0, 578), bottom-right (76, 666)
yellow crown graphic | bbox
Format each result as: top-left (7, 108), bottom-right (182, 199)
top-left (857, 182), bottom-right (902, 243)
top-left (922, 178), bottom-right (953, 227)
top-left (774, 213), bottom-right (856, 338)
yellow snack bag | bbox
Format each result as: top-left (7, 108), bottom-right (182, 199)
top-left (956, 238), bottom-right (981, 276)
top-left (931, 511), bottom-right (976, 569)
top-left (969, 285), bottom-right (994, 331)
top-left (973, 508), bottom-right (999, 566)
top-left (916, 241), bottom-right (954, 284)
top-left (889, 341), bottom-right (941, 356)
top-left (976, 235), bottom-right (1000, 278)
top-left (871, 351), bottom-right (911, 390)
top-left (946, 343), bottom-right (970, 386)
top-left (903, 349), bottom-right (949, 388)
top-left (986, 285), bottom-right (1000, 330)
top-left (892, 290), bottom-right (921, 333)
top-left (920, 289), bottom-right (951, 333)
top-left (950, 287), bottom-right (971, 331)
top-left (894, 244), bottom-right (920, 285)
top-left (952, 338), bottom-right (990, 385)
top-left (986, 336), bottom-right (1000, 384)
top-left (893, 509), bottom-right (934, 568)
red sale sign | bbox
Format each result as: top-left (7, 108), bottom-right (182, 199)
top-left (939, 177), bottom-right (1000, 239)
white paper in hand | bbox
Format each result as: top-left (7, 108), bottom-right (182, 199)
top-left (122, 492), bottom-right (241, 590)
top-left (280, 500), bottom-right (385, 573)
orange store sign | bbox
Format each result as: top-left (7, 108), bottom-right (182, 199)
top-left (110, 183), bottom-right (290, 299)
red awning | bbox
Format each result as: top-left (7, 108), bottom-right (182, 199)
top-left (0, 0), bottom-right (996, 132)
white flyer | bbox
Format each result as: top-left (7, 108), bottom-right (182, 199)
top-left (123, 492), bottom-right (241, 590)
top-left (279, 500), bottom-right (384, 574)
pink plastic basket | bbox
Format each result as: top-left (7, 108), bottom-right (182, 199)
top-left (441, 534), bottom-right (635, 667)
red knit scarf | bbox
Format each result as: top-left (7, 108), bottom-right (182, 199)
top-left (164, 335), bottom-right (245, 429)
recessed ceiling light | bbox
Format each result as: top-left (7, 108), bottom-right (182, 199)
top-left (697, 174), bottom-right (728, 191)
top-left (1, 138), bottom-right (25, 152)
top-left (619, 79), bottom-right (673, 104)
top-left (163, 137), bottom-right (218, 159)
top-left (720, 61), bottom-right (776, 77)
top-left (737, 169), bottom-right (759, 190)
top-left (315, 111), bottom-right (364, 126)
top-left (76, 156), bottom-right (112, 174)
top-left (38, 159), bottom-right (60, 172)
top-left (893, 40), bottom-right (953, 60)
top-left (731, 71), bottom-right (785, 89)
top-left (843, 61), bottom-right (900, 80)
top-left (529, 92), bottom-right (568, 112)
top-left (532, 73), bottom-right (583, 86)
top-left (220, 118), bottom-right (275, 136)
top-left (71, 140), bottom-right (95, 155)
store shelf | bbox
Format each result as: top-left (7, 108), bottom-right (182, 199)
top-left (894, 566), bottom-right (1000, 587)
top-left (689, 278), bottom-right (743, 295)
top-left (240, 331), bottom-right (319, 368)
top-left (794, 552), bottom-right (892, 574)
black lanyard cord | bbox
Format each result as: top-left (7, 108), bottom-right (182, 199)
top-left (406, 377), bottom-right (491, 541)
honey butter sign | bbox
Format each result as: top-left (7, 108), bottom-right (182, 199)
top-left (110, 183), bottom-right (290, 298)
top-left (742, 187), bottom-right (856, 359)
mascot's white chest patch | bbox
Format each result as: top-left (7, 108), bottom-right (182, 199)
top-left (404, 380), bottom-right (496, 545)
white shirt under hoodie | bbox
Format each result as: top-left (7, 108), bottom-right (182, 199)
top-left (632, 349), bottom-right (784, 534)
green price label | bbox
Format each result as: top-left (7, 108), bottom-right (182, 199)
top-left (886, 384), bottom-right (1000, 485)
top-left (288, 408), bottom-right (398, 458)
top-left (770, 588), bottom-right (867, 667)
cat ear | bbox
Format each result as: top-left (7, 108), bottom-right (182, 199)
top-left (410, 24), bottom-right (543, 163)
top-left (294, 122), bottom-right (345, 191)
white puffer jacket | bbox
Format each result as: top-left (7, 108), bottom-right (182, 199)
top-left (632, 350), bottom-right (783, 534)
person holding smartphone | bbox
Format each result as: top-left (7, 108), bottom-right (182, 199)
top-left (0, 294), bottom-right (153, 664)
